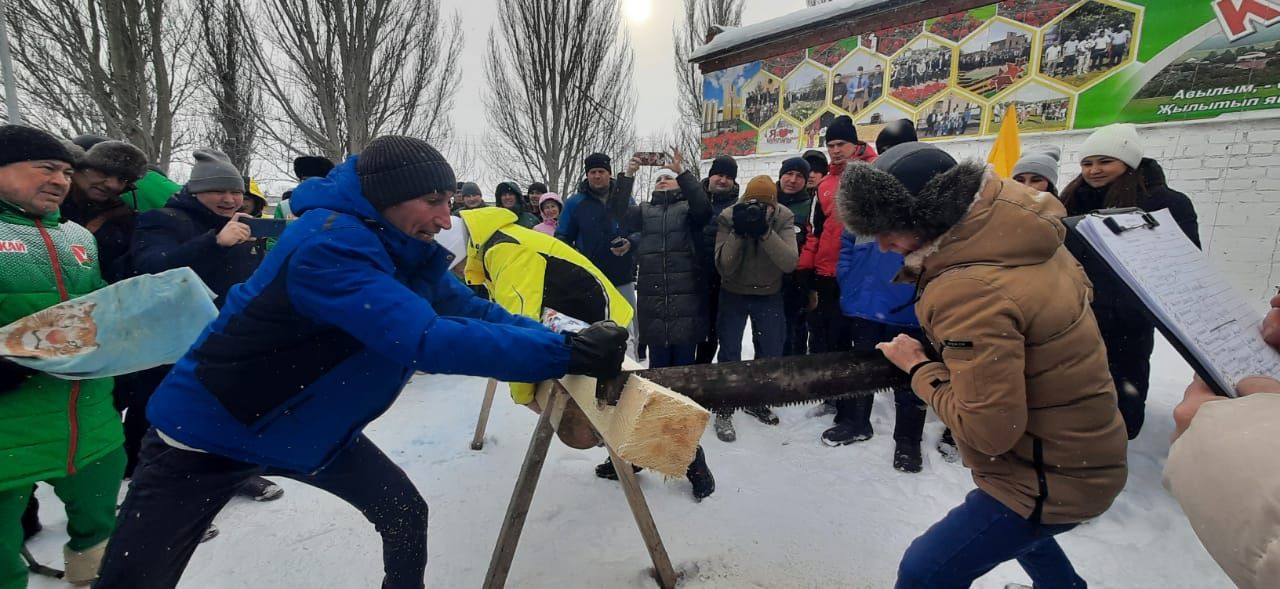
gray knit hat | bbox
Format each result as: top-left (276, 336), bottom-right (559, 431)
top-left (187, 148), bottom-right (245, 193)
top-left (79, 140), bottom-right (148, 182)
top-left (1012, 146), bottom-right (1061, 189)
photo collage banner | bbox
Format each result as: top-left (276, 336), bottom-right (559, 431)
top-left (701, 0), bottom-right (1280, 159)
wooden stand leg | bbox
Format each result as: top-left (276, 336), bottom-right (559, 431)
top-left (482, 388), bottom-right (569, 589)
top-left (471, 379), bottom-right (500, 450)
top-left (609, 447), bottom-right (679, 589)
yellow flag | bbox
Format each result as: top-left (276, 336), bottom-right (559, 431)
top-left (987, 104), bottom-right (1021, 178)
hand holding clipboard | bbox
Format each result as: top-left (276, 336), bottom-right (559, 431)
top-left (1065, 208), bottom-right (1280, 398)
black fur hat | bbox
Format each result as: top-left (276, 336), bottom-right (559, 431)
top-left (837, 143), bottom-right (982, 242)
top-left (294, 155), bottom-right (335, 180)
top-left (79, 140), bottom-right (148, 181)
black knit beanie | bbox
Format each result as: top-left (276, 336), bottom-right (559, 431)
top-left (460, 182), bottom-right (482, 197)
top-left (294, 156), bottom-right (335, 180)
top-left (584, 153), bottom-right (611, 174)
top-left (357, 136), bottom-right (457, 211)
top-left (779, 156), bottom-right (811, 179)
top-left (875, 119), bottom-right (919, 155)
top-left (825, 115), bottom-right (859, 145)
top-left (527, 182), bottom-right (548, 194)
top-left (708, 155), bottom-right (738, 180)
top-left (803, 149), bottom-right (829, 176)
top-left (0, 125), bottom-right (76, 168)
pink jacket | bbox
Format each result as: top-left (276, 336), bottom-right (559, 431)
top-left (533, 192), bottom-right (562, 235)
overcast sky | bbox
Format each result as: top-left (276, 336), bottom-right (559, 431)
top-left (438, 0), bottom-right (803, 147)
top-left (250, 0), bottom-right (804, 194)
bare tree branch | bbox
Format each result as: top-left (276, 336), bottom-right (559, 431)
top-left (196, 0), bottom-right (261, 173)
top-left (240, 0), bottom-right (462, 162)
top-left (483, 0), bottom-right (637, 196)
top-left (4, 0), bottom-right (191, 168)
top-left (673, 0), bottom-right (743, 175)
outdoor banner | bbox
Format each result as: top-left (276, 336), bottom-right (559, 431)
top-left (701, 0), bottom-right (1280, 159)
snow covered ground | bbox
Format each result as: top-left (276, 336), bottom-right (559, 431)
top-left (26, 336), bottom-right (1232, 588)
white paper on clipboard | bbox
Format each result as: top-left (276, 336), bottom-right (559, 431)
top-left (1074, 208), bottom-right (1280, 397)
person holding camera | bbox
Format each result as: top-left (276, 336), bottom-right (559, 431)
top-left (125, 148), bottom-right (281, 501)
top-left (713, 176), bottom-right (799, 405)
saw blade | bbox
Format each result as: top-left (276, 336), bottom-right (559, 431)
top-left (623, 351), bottom-right (911, 411)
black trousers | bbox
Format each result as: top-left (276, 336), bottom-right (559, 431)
top-left (96, 430), bottom-right (429, 589)
top-left (1101, 323), bottom-right (1155, 440)
top-left (695, 279), bottom-right (722, 365)
top-left (113, 365), bottom-right (171, 477)
top-left (847, 318), bottom-right (928, 441)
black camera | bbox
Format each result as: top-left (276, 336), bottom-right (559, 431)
top-left (733, 200), bottom-right (769, 237)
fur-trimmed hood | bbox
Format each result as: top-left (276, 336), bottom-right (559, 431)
top-left (840, 162), bottom-right (1067, 286)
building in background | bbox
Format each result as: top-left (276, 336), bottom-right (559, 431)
top-left (689, 0), bottom-right (1280, 300)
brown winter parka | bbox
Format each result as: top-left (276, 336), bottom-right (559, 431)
top-left (900, 163), bottom-right (1128, 525)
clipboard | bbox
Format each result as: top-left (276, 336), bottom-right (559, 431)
top-left (1064, 208), bottom-right (1280, 398)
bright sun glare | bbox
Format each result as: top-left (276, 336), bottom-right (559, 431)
top-left (623, 0), bottom-right (652, 23)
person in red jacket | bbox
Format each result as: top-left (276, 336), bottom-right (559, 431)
top-left (795, 115), bottom-right (879, 446)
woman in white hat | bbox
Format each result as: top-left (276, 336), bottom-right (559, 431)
top-left (1059, 123), bottom-right (1200, 440)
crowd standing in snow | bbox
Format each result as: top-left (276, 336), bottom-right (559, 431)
top-left (0, 111), bottom-right (1276, 589)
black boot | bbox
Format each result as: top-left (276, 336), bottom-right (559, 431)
top-left (893, 440), bottom-right (923, 473)
top-left (21, 487), bottom-right (40, 541)
top-left (686, 446), bottom-right (715, 501)
top-left (744, 406), bottom-right (779, 426)
top-left (237, 476), bottom-right (284, 501)
top-left (937, 428), bottom-right (959, 463)
top-left (822, 396), bottom-right (874, 446)
top-left (893, 395), bottom-right (926, 474)
top-left (595, 458), bottom-right (642, 480)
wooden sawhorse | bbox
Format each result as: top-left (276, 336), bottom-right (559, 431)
top-left (480, 383), bottom-right (679, 589)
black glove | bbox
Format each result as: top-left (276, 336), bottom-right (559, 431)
top-left (565, 321), bottom-right (629, 379)
top-left (0, 358), bottom-right (37, 394)
top-left (732, 203), bottom-right (769, 238)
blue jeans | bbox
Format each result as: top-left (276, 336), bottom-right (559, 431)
top-left (897, 490), bottom-right (1085, 589)
top-left (648, 344), bottom-right (696, 368)
top-left (716, 291), bottom-right (784, 362)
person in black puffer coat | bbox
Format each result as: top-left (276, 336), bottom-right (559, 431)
top-left (625, 150), bottom-right (712, 368)
top-left (694, 155), bottom-right (741, 364)
top-left (1060, 124), bottom-right (1200, 440)
top-left (124, 148), bottom-right (281, 502)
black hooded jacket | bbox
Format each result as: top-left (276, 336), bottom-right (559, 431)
top-left (132, 190), bottom-right (266, 305)
top-left (60, 192), bottom-right (137, 283)
top-left (1063, 158), bottom-right (1200, 334)
top-left (625, 171), bottom-right (712, 345)
top-left (697, 179), bottom-right (741, 283)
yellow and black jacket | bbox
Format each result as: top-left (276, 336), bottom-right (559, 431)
top-left (460, 207), bottom-right (633, 403)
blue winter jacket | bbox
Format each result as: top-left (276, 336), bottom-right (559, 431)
top-left (147, 158), bottom-right (572, 473)
top-left (836, 231), bottom-right (919, 327)
top-left (556, 178), bottom-right (636, 286)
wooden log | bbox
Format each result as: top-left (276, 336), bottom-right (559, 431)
top-left (471, 378), bottom-right (499, 451)
top-left (537, 360), bottom-right (710, 477)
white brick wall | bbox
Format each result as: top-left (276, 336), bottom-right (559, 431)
top-left (714, 113), bottom-right (1280, 303)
